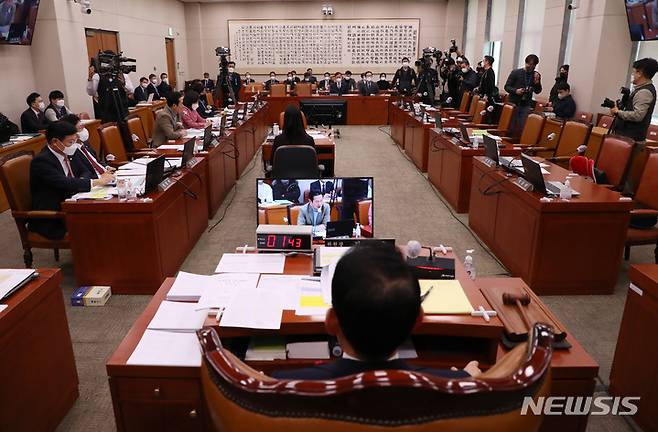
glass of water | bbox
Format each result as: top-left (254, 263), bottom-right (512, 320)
top-left (117, 178), bottom-right (127, 200)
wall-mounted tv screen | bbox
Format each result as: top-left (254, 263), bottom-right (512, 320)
top-left (257, 177), bottom-right (374, 241)
top-left (625, 0), bottom-right (658, 41)
top-left (0, 0), bottom-right (40, 45)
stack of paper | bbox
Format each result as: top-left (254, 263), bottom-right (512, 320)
top-left (147, 301), bottom-right (207, 332)
top-left (245, 337), bottom-right (287, 361)
top-left (0, 305), bottom-right (7, 314)
top-left (195, 273), bottom-right (260, 310)
top-left (316, 246), bottom-right (351, 268)
top-left (257, 275), bottom-right (304, 310)
top-left (296, 280), bottom-right (331, 316)
top-left (127, 330), bottom-right (201, 367)
top-left (419, 279), bottom-right (473, 314)
top-left (219, 289), bottom-right (283, 329)
top-left (0, 269), bottom-right (36, 301)
top-left (168, 271), bottom-right (259, 303)
top-left (286, 341), bottom-right (330, 359)
top-left (71, 186), bottom-right (116, 200)
top-left (215, 253), bottom-right (286, 274)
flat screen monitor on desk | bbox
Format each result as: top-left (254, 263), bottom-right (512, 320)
top-left (257, 177), bottom-right (374, 241)
top-left (181, 138), bottom-right (195, 167)
top-left (144, 156), bottom-right (166, 195)
top-left (299, 100), bottom-right (347, 125)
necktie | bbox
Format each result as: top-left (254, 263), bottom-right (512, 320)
top-left (63, 156), bottom-right (73, 178)
top-left (81, 146), bottom-right (105, 175)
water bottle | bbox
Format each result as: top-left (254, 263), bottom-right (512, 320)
top-left (354, 223), bottom-right (361, 238)
top-left (272, 123), bottom-right (280, 135)
top-left (464, 249), bottom-right (476, 280)
top-left (560, 179), bottom-right (573, 200)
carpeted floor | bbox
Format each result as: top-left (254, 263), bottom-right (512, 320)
top-left (0, 126), bottom-right (648, 431)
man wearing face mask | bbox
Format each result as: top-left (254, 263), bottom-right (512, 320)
top-left (458, 59), bottom-right (479, 97)
top-left (391, 57), bottom-right (417, 96)
top-left (329, 72), bottom-right (350, 96)
top-left (284, 72), bottom-right (297, 92)
top-left (306, 68), bottom-right (317, 84)
top-left (344, 71), bottom-right (357, 91)
top-left (265, 71), bottom-right (279, 91)
top-left (157, 73), bottom-right (172, 98)
top-left (30, 121), bottom-right (114, 240)
top-left (319, 73), bottom-right (332, 91)
top-left (202, 72), bottom-right (215, 92)
top-left (147, 74), bottom-right (162, 99)
top-left (474, 55), bottom-right (496, 102)
top-left (358, 71), bottom-right (379, 96)
top-left (220, 61), bottom-right (242, 106)
top-left (611, 57), bottom-right (658, 193)
top-left (61, 114), bottom-right (112, 180)
top-left (544, 82), bottom-right (575, 121)
top-left (243, 72), bottom-right (255, 86)
top-left (152, 91), bottom-right (188, 147)
top-left (21, 92), bottom-right (49, 133)
top-left (290, 70), bottom-right (301, 83)
top-left (44, 90), bottom-right (72, 124)
top-left (548, 65), bottom-right (569, 107)
top-left (133, 77), bottom-right (150, 103)
top-left (377, 73), bottom-right (390, 90)
top-left (504, 54), bottom-right (542, 135)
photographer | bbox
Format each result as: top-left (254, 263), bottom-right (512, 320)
top-left (610, 57), bottom-right (658, 193)
top-left (475, 55), bottom-right (496, 102)
top-left (217, 59), bottom-right (241, 107)
top-left (87, 51), bottom-right (135, 122)
top-left (504, 54), bottom-right (542, 135)
top-left (416, 61), bottom-right (435, 105)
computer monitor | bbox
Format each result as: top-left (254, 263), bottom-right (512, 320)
top-left (520, 154), bottom-right (548, 195)
top-left (256, 177), bottom-right (374, 241)
top-left (242, 102), bottom-right (248, 118)
top-left (434, 112), bottom-right (443, 129)
top-left (231, 107), bottom-right (239, 126)
top-left (144, 156), bottom-right (166, 195)
top-left (459, 124), bottom-right (471, 144)
top-left (202, 125), bottom-right (216, 150)
top-left (483, 134), bottom-right (499, 164)
top-left (181, 138), bottom-right (195, 167)
top-left (219, 114), bottom-right (227, 136)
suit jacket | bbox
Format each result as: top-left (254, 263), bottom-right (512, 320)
top-left (133, 85), bottom-right (149, 103)
top-left (358, 80), bottom-right (379, 96)
top-left (329, 80), bottom-right (351, 95)
top-left (345, 78), bottom-right (357, 91)
top-left (392, 67), bottom-right (417, 95)
top-left (310, 180), bottom-right (334, 195)
top-left (71, 142), bottom-right (103, 180)
top-left (504, 68), bottom-right (542, 106)
top-left (157, 82), bottom-right (172, 98)
top-left (296, 202), bottom-right (330, 226)
top-left (146, 83), bottom-right (161, 99)
top-left (197, 99), bottom-right (216, 119)
top-left (29, 147), bottom-right (92, 239)
top-left (20, 108), bottom-right (48, 133)
top-left (271, 358), bottom-right (471, 380)
top-left (202, 78), bottom-right (215, 91)
top-left (264, 79), bottom-right (279, 91)
top-left (152, 107), bottom-right (186, 147)
top-left (319, 79), bottom-right (332, 90)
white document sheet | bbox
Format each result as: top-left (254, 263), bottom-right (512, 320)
top-left (0, 269), bottom-right (36, 301)
top-left (167, 271), bottom-right (259, 302)
top-left (257, 275), bottom-right (304, 310)
top-left (0, 305), bottom-right (7, 314)
top-left (219, 289), bottom-right (283, 330)
top-left (195, 273), bottom-right (261, 310)
top-left (147, 301), bottom-right (207, 332)
top-left (127, 330), bottom-right (201, 367)
top-left (215, 253), bottom-right (286, 274)
top-left (157, 144), bottom-right (184, 151)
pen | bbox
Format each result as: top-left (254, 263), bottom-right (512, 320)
top-left (421, 285), bottom-right (434, 302)
top-left (216, 307), bottom-right (225, 323)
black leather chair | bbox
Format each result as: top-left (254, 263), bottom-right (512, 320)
top-left (270, 145), bottom-right (323, 178)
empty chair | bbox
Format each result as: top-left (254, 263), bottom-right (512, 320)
top-left (546, 121), bottom-right (591, 161)
top-left (287, 205), bottom-right (303, 226)
top-left (125, 114), bottom-right (149, 149)
top-left (442, 90), bottom-right (471, 116)
top-left (271, 145), bottom-right (321, 179)
top-left (595, 135), bottom-right (635, 190)
top-left (246, 83), bottom-right (264, 93)
top-left (624, 150), bottom-right (658, 263)
top-left (502, 113), bottom-right (545, 146)
top-left (98, 123), bottom-right (153, 167)
top-left (196, 323), bottom-right (554, 432)
top-left (597, 115), bottom-right (614, 129)
top-left (574, 111), bottom-right (593, 124)
top-left (520, 118), bottom-right (565, 158)
top-left (270, 84), bottom-right (286, 97)
top-left (0, 152), bottom-right (69, 267)
top-left (456, 94), bottom-right (480, 120)
top-left (463, 103), bottom-right (515, 136)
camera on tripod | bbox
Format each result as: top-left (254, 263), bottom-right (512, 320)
top-left (95, 50), bottom-right (136, 79)
top-left (215, 46), bottom-right (231, 67)
top-left (601, 87), bottom-right (631, 109)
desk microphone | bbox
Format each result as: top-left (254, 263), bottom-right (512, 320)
top-left (547, 132), bottom-right (557, 141)
top-left (445, 97), bottom-right (453, 105)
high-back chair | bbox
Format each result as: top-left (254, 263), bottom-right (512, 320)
top-left (546, 120), bottom-right (592, 161)
top-left (125, 114), bottom-right (149, 149)
top-left (288, 205), bottom-right (303, 226)
top-left (98, 123), bottom-right (128, 165)
top-left (502, 113), bottom-right (545, 146)
top-left (469, 100), bottom-right (488, 124)
top-left (594, 135), bottom-right (635, 190)
top-left (646, 124), bottom-right (658, 142)
top-left (271, 146), bottom-right (322, 179)
top-left (459, 94), bottom-right (480, 119)
top-left (442, 91), bottom-right (470, 116)
top-left (270, 84), bottom-right (286, 97)
top-left (574, 111), bottom-right (593, 124)
top-left (196, 323), bottom-right (554, 432)
top-left (597, 115), bottom-right (614, 129)
top-left (258, 208), bottom-right (267, 224)
top-left (521, 118), bottom-right (565, 157)
top-left (295, 83), bottom-right (312, 97)
top-left (624, 150), bottom-right (658, 263)
top-left (533, 98), bottom-right (548, 113)
top-left (0, 152), bottom-right (69, 267)
top-left (278, 111), bottom-right (309, 129)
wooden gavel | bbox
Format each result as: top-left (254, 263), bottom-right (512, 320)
top-left (502, 292), bottom-right (533, 331)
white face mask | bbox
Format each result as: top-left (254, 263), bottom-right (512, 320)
top-left (141, 82), bottom-right (148, 88)
top-left (293, 75), bottom-right (297, 79)
top-left (162, 78), bottom-right (168, 83)
top-left (56, 99), bottom-right (65, 108)
top-left (557, 93), bottom-right (566, 100)
top-left (62, 143), bottom-right (77, 156)
top-left (192, 103), bottom-right (199, 110)
top-left (78, 128), bottom-right (90, 142)
top-left (336, 78), bottom-right (342, 83)
top-left (246, 75), bottom-right (251, 79)
top-left (402, 62), bottom-right (409, 67)
top-left (228, 68), bottom-right (235, 73)
top-left (366, 76), bottom-right (372, 81)
top-left (287, 76), bottom-right (292, 80)
top-left (37, 101), bottom-right (45, 111)
top-left (325, 76), bottom-right (330, 80)
top-left (151, 79), bottom-right (157, 84)
top-left (380, 76), bottom-right (386, 80)
top-left (461, 68), bottom-right (468, 73)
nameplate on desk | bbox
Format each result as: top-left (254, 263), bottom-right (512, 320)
top-left (482, 157), bottom-right (496, 168)
top-left (513, 177), bottom-right (533, 192)
top-left (323, 238), bottom-right (396, 247)
top-left (158, 177), bottom-right (175, 192)
top-left (450, 137), bottom-right (460, 146)
top-left (186, 158), bottom-right (199, 169)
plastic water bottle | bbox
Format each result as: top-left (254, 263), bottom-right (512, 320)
top-left (560, 179), bottom-right (573, 200)
top-left (464, 249), bottom-right (476, 280)
top-left (354, 223), bottom-right (361, 238)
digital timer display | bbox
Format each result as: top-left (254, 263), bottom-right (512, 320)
top-left (256, 233), bottom-right (313, 251)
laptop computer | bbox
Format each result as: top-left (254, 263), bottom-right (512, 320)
top-left (520, 154), bottom-right (579, 197)
top-left (326, 220), bottom-right (356, 238)
top-left (181, 137), bottom-right (195, 167)
top-left (242, 103), bottom-right (249, 119)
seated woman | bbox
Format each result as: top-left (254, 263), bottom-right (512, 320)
top-left (180, 90), bottom-right (210, 129)
top-left (271, 105), bottom-right (315, 165)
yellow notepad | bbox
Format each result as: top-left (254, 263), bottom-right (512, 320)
top-left (419, 279), bottom-right (474, 314)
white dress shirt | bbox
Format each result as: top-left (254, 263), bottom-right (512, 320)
top-left (47, 145), bottom-right (92, 187)
top-left (86, 72), bottom-right (134, 95)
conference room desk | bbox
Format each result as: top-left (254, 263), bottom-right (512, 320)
top-left (469, 156), bottom-right (633, 295)
top-left (389, 104), bottom-right (435, 171)
top-left (0, 134), bottom-right (47, 212)
top-left (427, 129), bottom-right (522, 213)
top-left (107, 253), bottom-right (597, 432)
top-left (230, 104), bottom-right (270, 177)
top-left (609, 264), bottom-right (658, 432)
top-left (62, 157), bottom-right (209, 295)
top-left (261, 135), bottom-right (336, 176)
top-left (265, 94), bottom-right (391, 125)
top-left (0, 269), bottom-right (78, 432)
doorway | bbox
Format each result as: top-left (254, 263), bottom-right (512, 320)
top-left (165, 38), bottom-right (177, 90)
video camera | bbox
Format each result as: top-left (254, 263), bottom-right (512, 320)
top-left (94, 50), bottom-right (136, 79)
top-left (215, 46), bottom-right (231, 67)
top-left (601, 87), bottom-right (631, 109)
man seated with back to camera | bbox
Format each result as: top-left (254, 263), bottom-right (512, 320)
top-left (152, 91), bottom-right (187, 148)
top-left (270, 105), bottom-right (315, 165)
top-left (272, 242), bottom-right (480, 380)
top-left (296, 190), bottom-right (330, 235)
top-left (30, 121), bottom-right (115, 240)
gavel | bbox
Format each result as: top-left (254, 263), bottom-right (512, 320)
top-left (502, 292), bottom-right (533, 331)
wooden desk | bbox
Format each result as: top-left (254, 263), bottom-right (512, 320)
top-left (609, 264), bottom-right (658, 432)
top-left (227, 105), bottom-right (270, 178)
top-left (389, 102), bottom-right (408, 149)
top-left (261, 135), bottom-right (336, 177)
top-left (62, 158), bottom-right (209, 294)
top-left (0, 269), bottom-right (78, 431)
top-left (427, 129), bottom-right (521, 213)
top-left (107, 254), bottom-right (597, 432)
top-left (403, 111), bottom-right (435, 172)
top-left (469, 157), bottom-right (633, 294)
top-left (265, 94), bottom-right (390, 125)
top-left (0, 135), bottom-right (47, 212)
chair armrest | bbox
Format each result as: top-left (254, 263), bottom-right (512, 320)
top-left (501, 137), bottom-right (520, 144)
top-left (631, 209), bottom-right (658, 216)
top-left (547, 156), bottom-right (571, 162)
top-left (486, 129), bottom-right (507, 136)
top-left (596, 184), bottom-right (615, 189)
top-left (13, 210), bottom-right (66, 219)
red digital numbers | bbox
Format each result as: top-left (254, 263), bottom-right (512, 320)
top-left (264, 234), bottom-right (303, 249)
top-left (266, 235), bottom-right (276, 248)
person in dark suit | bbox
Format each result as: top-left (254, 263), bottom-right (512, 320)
top-left (271, 105), bottom-right (315, 165)
top-left (223, 61), bottom-right (242, 105)
top-left (475, 55), bottom-right (497, 102)
top-left (29, 121), bottom-right (114, 240)
top-left (305, 68), bottom-right (317, 84)
top-left (283, 72), bottom-right (297, 92)
top-left (358, 71), bottom-right (379, 96)
top-left (190, 81), bottom-right (217, 118)
top-left (377, 73), bottom-right (391, 91)
top-left (310, 179), bottom-right (334, 196)
top-left (157, 73), bottom-right (172, 98)
top-left (243, 72), bottom-right (255, 86)
top-left (202, 72), bottom-right (215, 92)
top-left (146, 74), bottom-right (162, 99)
top-left (391, 57), bottom-right (417, 96)
top-left (504, 54), bottom-right (542, 135)
top-left (271, 179), bottom-right (301, 203)
top-left (545, 82), bottom-right (576, 121)
top-left (133, 77), bottom-right (150, 103)
top-left (343, 71), bottom-right (356, 91)
top-left (20, 92), bottom-right (48, 133)
top-left (264, 71), bottom-right (279, 91)
top-left (61, 114), bottom-right (110, 180)
top-left (318, 72), bottom-right (332, 91)
top-left (329, 72), bottom-right (350, 95)
top-left (458, 59), bottom-right (479, 97)
top-left (290, 70), bottom-right (301, 83)
top-left (272, 242), bottom-right (481, 380)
